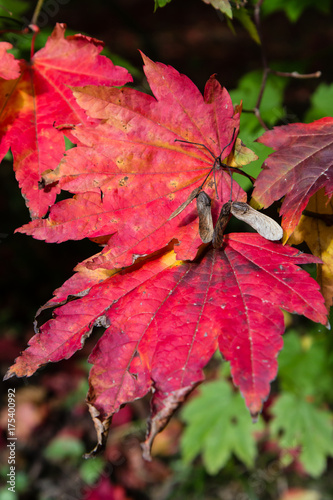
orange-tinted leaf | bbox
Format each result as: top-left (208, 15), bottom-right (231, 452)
top-left (17, 54), bottom-right (244, 267)
top-left (254, 117), bottom-right (333, 238)
top-left (6, 235), bottom-right (327, 453)
top-left (0, 24), bottom-right (132, 218)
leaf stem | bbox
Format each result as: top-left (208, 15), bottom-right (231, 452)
top-left (29, 24), bottom-right (40, 59)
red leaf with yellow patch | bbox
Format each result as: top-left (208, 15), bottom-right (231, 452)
top-left (0, 24), bottom-right (131, 218)
top-left (17, 53), bottom-right (244, 267)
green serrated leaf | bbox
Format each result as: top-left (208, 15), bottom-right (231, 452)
top-left (233, 7), bottom-right (260, 44)
top-left (270, 393), bottom-right (333, 477)
top-left (181, 380), bottom-right (263, 474)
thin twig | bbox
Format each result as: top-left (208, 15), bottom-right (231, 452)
top-left (271, 69), bottom-right (322, 79)
top-left (254, 104), bottom-right (269, 131)
top-left (31, 0), bottom-right (45, 26)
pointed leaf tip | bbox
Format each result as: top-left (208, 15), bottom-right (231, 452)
top-left (3, 369), bottom-right (14, 381)
top-left (251, 412), bottom-right (259, 423)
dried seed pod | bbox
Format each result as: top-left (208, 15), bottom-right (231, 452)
top-left (230, 202), bottom-right (283, 241)
top-left (196, 191), bottom-right (214, 243)
top-left (168, 186), bottom-right (202, 220)
top-left (212, 201), bottom-right (232, 248)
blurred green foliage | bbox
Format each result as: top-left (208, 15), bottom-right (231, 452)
top-left (0, 0), bottom-right (30, 22)
top-left (305, 83), bottom-right (333, 122)
top-left (261, 0), bottom-right (330, 22)
top-left (277, 331), bottom-right (333, 402)
top-left (270, 393), bottom-right (333, 477)
top-left (181, 379), bottom-right (264, 474)
top-left (180, 325), bottom-right (333, 478)
top-left (79, 457), bottom-right (106, 485)
top-left (44, 436), bottom-right (86, 462)
top-left (154, 0), bottom-right (172, 10)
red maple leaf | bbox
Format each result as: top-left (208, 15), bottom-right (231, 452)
top-left (253, 117), bottom-right (333, 237)
top-left (17, 53), bottom-right (244, 267)
top-left (5, 236), bottom-right (327, 457)
top-left (3, 51), bottom-right (329, 456)
top-left (0, 24), bottom-right (132, 218)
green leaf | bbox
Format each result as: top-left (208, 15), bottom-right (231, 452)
top-left (233, 7), bottom-right (260, 44)
top-left (44, 436), bottom-right (85, 462)
top-left (261, 0), bottom-right (330, 23)
top-left (305, 83), bottom-right (333, 123)
top-left (154, 0), bottom-right (172, 10)
top-left (80, 457), bottom-right (106, 485)
top-left (277, 331), bottom-right (333, 402)
top-left (181, 380), bottom-right (263, 474)
top-left (270, 393), bottom-right (333, 477)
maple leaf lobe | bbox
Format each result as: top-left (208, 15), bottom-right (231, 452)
top-left (255, 117), bottom-right (333, 237)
